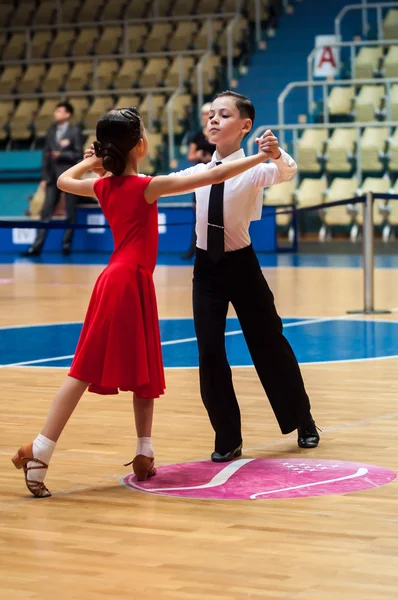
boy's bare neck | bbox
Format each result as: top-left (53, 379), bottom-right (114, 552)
top-left (215, 143), bottom-right (243, 160)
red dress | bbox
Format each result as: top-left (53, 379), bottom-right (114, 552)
top-left (69, 175), bottom-right (165, 399)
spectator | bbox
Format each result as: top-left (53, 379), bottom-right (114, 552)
top-left (21, 102), bottom-right (83, 257)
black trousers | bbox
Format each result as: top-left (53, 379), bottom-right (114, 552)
top-left (193, 245), bottom-right (311, 454)
top-left (31, 182), bottom-right (78, 252)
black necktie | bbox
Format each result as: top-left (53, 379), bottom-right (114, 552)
top-left (207, 161), bottom-right (224, 262)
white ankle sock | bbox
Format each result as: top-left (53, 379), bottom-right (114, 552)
top-left (136, 437), bottom-right (154, 458)
top-left (27, 434), bottom-right (56, 484)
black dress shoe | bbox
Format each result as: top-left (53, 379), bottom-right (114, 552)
top-left (211, 444), bottom-right (242, 463)
top-left (20, 248), bottom-right (41, 257)
top-left (298, 419), bottom-right (320, 448)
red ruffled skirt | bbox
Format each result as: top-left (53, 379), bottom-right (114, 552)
top-left (69, 261), bottom-right (165, 398)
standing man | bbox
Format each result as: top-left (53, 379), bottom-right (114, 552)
top-left (21, 101), bottom-right (83, 257)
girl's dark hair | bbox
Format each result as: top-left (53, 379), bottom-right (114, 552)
top-left (94, 107), bottom-right (142, 176)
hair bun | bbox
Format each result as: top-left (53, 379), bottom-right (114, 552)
top-left (93, 140), bottom-right (126, 176)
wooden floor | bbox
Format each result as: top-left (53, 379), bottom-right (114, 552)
top-left (1, 262), bottom-right (398, 600)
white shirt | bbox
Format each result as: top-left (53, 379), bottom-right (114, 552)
top-left (171, 148), bottom-right (297, 252)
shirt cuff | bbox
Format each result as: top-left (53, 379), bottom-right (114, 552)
top-left (270, 148), bottom-right (288, 164)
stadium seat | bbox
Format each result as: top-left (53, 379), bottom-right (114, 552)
top-left (67, 97), bottom-right (90, 124)
top-left (96, 27), bottom-right (123, 55)
top-left (34, 1), bottom-right (57, 25)
top-left (100, 0), bottom-right (125, 21)
top-left (168, 23), bottom-right (198, 52)
top-left (126, 25), bottom-right (148, 53)
top-left (35, 100), bottom-right (59, 136)
top-left (388, 127), bottom-right (398, 173)
top-left (360, 127), bottom-right (389, 173)
top-left (325, 128), bottom-right (357, 174)
top-left (297, 129), bottom-right (328, 174)
top-left (31, 31), bottom-right (53, 59)
top-left (60, 0), bottom-right (80, 22)
top-left (322, 177), bottom-right (358, 230)
top-left (140, 58), bottom-right (170, 88)
top-left (327, 86), bottom-right (355, 118)
top-left (161, 93), bottom-right (192, 134)
top-left (166, 56), bottom-right (195, 88)
top-left (10, 2), bottom-right (35, 27)
top-left (0, 66), bottom-right (23, 94)
top-left (296, 178), bottom-right (327, 207)
top-left (10, 101), bottom-right (39, 141)
top-left (144, 24), bottom-right (173, 52)
top-left (194, 19), bottom-right (224, 50)
top-left (356, 177), bottom-right (391, 226)
top-left (354, 47), bottom-right (383, 79)
top-left (148, 0), bottom-right (172, 17)
top-left (139, 94), bottom-right (167, 130)
top-left (172, 0), bottom-right (197, 15)
top-left (71, 28), bottom-right (99, 57)
top-left (0, 1), bottom-right (14, 28)
top-left (116, 95), bottom-right (142, 110)
top-left (383, 9), bottom-right (398, 40)
top-left (383, 45), bottom-right (398, 78)
top-left (124, 1), bottom-right (149, 19)
top-left (76, 0), bottom-right (104, 23)
top-left (94, 60), bottom-right (120, 90)
top-left (84, 97), bottom-right (115, 130)
top-left (114, 59), bottom-right (144, 89)
top-left (18, 65), bottom-right (47, 94)
top-left (49, 30), bottom-right (76, 58)
top-left (41, 64), bottom-right (70, 93)
top-left (218, 17), bottom-right (248, 57)
top-left (0, 101), bottom-right (14, 140)
top-left (2, 33), bottom-right (27, 61)
top-left (191, 54), bottom-right (221, 95)
top-left (391, 84), bottom-right (398, 121)
top-left (263, 180), bottom-right (296, 227)
top-left (65, 62), bottom-right (94, 91)
top-left (354, 85), bottom-right (385, 122)
top-left (197, 0), bottom-right (221, 13)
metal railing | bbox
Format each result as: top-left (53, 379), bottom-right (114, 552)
top-left (276, 77), bottom-right (398, 145)
top-left (306, 38), bottom-right (398, 114)
top-left (335, 2), bottom-right (398, 40)
top-left (247, 120), bottom-right (397, 184)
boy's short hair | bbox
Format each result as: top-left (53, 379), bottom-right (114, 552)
top-left (213, 91), bottom-right (255, 126)
top-left (56, 101), bottom-right (74, 116)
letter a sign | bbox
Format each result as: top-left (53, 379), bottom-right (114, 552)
top-left (314, 35), bottom-right (340, 77)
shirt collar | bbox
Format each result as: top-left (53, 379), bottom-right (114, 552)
top-left (210, 148), bottom-right (245, 165)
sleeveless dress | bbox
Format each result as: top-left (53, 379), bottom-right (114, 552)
top-left (68, 175), bottom-right (165, 399)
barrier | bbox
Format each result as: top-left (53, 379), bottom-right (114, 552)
top-left (1, 193), bottom-right (398, 314)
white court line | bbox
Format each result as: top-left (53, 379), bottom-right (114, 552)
top-left (249, 468), bottom-right (368, 499)
top-left (2, 313), bottom-right (398, 369)
top-left (0, 315), bottom-right (332, 367)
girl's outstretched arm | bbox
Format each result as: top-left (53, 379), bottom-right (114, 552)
top-left (144, 145), bottom-right (271, 204)
top-left (57, 156), bottom-right (104, 197)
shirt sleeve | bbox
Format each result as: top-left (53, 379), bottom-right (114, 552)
top-left (250, 148), bottom-right (297, 189)
top-left (161, 162), bottom-right (207, 196)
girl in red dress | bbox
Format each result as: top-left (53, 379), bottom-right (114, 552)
top-left (12, 107), bottom-right (271, 498)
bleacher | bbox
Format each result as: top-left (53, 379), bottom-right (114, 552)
top-left (0, 0), bottom-right (269, 169)
top-left (261, 5), bottom-right (398, 242)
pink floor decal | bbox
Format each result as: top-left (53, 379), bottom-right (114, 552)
top-left (123, 458), bottom-right (396, 500)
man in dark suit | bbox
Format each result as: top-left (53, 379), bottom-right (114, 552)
top-left (21, 101), bottom-right (83, 257)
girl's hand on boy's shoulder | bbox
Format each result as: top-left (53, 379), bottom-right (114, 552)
top-left (255, 129), bottom-right (281, 160)
top-left (84, 143), bottom-right (107, 176)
